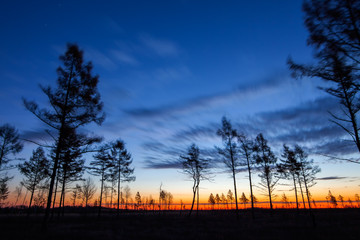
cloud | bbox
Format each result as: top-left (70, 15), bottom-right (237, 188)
top-left (140, 34), bottom-right (180, 57)
top-left (111, 50), bottom-right (138, 65)
top-left (124, 73), bottom-right (290, 119)
top-left (317, 176), bottom-right (348, 181)
top-left (143, 158), bottom-right (183, 169)
top-left (85, 48), bottom-right (117, 70)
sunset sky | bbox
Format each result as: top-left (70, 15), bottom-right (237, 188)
top-left (1, 0), bottom-right (359, 205)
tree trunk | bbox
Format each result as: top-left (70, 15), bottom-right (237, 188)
top-left (27, 186), bottom-right (35, 216)
top-left (298, 177), bottom-right (306, 209)
top-left (246, 156), bottom-right (254, 219)
top-left (293, 175), bottom-right (299, 211)
top-left (117, 164), bottom-right (121, 216)
top-left (98, 173), bottom-right (104, 218)
top-left (188, 181), bottom-right (197, 217)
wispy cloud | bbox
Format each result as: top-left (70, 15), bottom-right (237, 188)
top-left (124, 73), bottom-right (290, 119)
top-left (111, 50), bottom-right (138, 65)
top-left (317, 176), bottom-right (348, 181)
top-left (140, 34), bottom-right (180, 57)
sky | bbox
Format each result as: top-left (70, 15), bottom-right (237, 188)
top-left (1, 0), bottom-right (359, 204)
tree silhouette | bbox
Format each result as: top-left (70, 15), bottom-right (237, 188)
top-left (135, 191), bottom-right (141, 209)
top-left (253, 133), bottom-right (278, 210)
top-left (227, 189), bottom-right (234, 210)
top-left (0, 124), bottom-right (23, 170)
top-left (217, 116), bottom-right (241, 218)
top-left (215, 193), bottom-right (221, 209)
top-left (295, 145), bottom-right (320, 209)
top-left (238, 134), bottom-right (255, 217)
top-left (326, 190), bottom-right (337, 208)
top-left (18, 147), bottom-right (50, 213)
top-left (180, 143), bottom-right (211, 217)
top-left (108, 140), bottom-right (135, 215)
top-left (23, 44), bottom-right (105, 225)
top-left (281, 193), bottom-right (290, 208)
top-left (79, 177), bottom-right (96, 207)
top-left (89, 146), bottom-right (113, 217)
top-left (208, 193), bottom-right (215, 210)
top-left (0, 175), bottom-right (11, 206)
top-left (288, 0), bottom-right (360, 155)
top-left (277, 144), bottom-right (301, 210)
top-left (239, 192), bottom-right (249, 209)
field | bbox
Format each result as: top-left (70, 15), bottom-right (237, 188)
top-left (1, 208), bottom-right (360, 240)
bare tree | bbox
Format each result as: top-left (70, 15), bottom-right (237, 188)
top-left (180, 143), bottom-right (211, 217)
top-left (124, 185), bottom-right (131, 210)
top-left (79, 177), bottom-right (97, 207)
top-left (253, 133), bottom-right (278, 210)
top-left (217, 116), bottom-right (241, 218)
top-left (23, 44), bottom-right (105, 225)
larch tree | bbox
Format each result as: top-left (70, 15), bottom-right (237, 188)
top-left (89, 146), bottom-right (113, 217)
top-left (180, 143), bottom-right (211, 217)
top-left (23, 44), bottom-right (105, 225)
top-left (277, 144), bottom-right (301, 210)
top-left (108, 139), bottom-right (135, 216)
top-left (253, 133), bottom-right (278, 210)
top-left (288, 0), bottom-right (360, 156)
top-left (238, 134), bottom-right (255, 217)
top-left (18, 147), bottom-right (50, 212)
top-left (0, 124), bottom-right (23, 170)
top-left (216, 116), bottom-right (241, 218)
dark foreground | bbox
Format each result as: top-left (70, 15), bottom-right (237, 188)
top-left (1, 208), bottom-right (360, 240)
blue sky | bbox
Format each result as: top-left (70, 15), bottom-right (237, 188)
top-left (1, 0), bottom-right (359, 202)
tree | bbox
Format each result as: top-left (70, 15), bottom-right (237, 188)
top-left (135, 191), bottom-right (141, 209)
top-left (14, 184), bottom-right (23, 206)
top-left (277, 144), bottom-right (301, 210)
top-left (79, 177), bottom-right (97, 207)
top-left (18, 147), bottom-right (50, 212)
top-left (0, 124), bottom-right (23, 170)
top-left (288, 0), bottom-right (360, 156)
top-left (239, 192), bottom-right (249, 209)
top-left (124, 185), bottom-right (131, 209)
top-left (227, 189), bottom-right (234, 209)
top-left (89, 146), bottom-right (113, 217)
top-left (180, 143), bottom-right (211, 217)
top-left (326, 190), bottom-right (337, 208)
top-left (23, 44), bottom-right (105, 224)
top-left (281, 193), bottom-right (290, 208)
top-left (295, 145), bottom-right (320, 210)
top-left (215, 193), bottom-right (221, 209)
top-left (208, 193), bottom-right (215, 210)
top-left (108, 140), bottom-right (135, 215)
top-left (253, 133), bottom-right (278, 210)
top-left (0, 175), bottom-right (11, 206)
top-left (338, 195), bottom-right (345, 207)
top-left (217, 116), bottom-right (241, 218)
top-left (238, 134), bottom-right (255, 217)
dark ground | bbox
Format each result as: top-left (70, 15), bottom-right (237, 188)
top-left (0, 208), bottom-right (359, 240)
